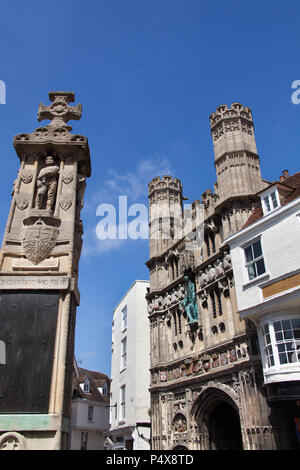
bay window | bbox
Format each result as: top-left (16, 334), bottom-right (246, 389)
top-left (261, 317), bottom-right (300, 370)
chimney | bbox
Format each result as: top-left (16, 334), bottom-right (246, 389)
top-left (282, 169), bottom-right (289, 179)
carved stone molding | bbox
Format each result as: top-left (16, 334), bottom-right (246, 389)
top-left (21, 216), bottom-right (60, 265)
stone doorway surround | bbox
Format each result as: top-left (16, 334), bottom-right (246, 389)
top-left (191, 382), bottom-right (243, 450)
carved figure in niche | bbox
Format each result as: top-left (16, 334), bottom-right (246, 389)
top-left (152, 295), bottom-right (163, 311)
top-left (207, 264), bottom-right (217, 282)
top-left (180, 275), bottom-right (199, 325)
top-left (178, 283), bottom-right (185, 300)
top-left (165, 292), bottom-right (172, 307)
top-left (35, 156), bottom-right (59, 211)
top-left (215, 258), bottom-right (224, 277)
top-left (199, 270), bottom-right (209, 288)
top-left (173, 414), bottom-right (187, 433)
top-left (223, 251), bottom-right (232, 270)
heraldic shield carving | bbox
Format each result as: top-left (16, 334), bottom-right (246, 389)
top-left (21, 216), bottom-right (60, 265)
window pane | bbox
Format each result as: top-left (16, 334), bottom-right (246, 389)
top-left (253, 240), bottom-right (262, 259)
top-left (247, 263), bottom-right (257, 280)
top-left (263, 323), bottom-right (269, 334)
top-left (284, 329), bottom-right (293, 340)
top-left (275, 332), bottom-right (283, 341)
top-left (264, 196), bottom-right (271, 212)
top-left (269, 355), bottom-right (274, 367)
top-left (277, 343), bottom-right (285, 353)
top-left (271, 192), bottom-right (278, 208)
top-left (288, 351), bottom-right (297, 363)
top-left (256, 258), bottom-right (266, 276)
top-left (245, 245), bottom-right (253, 263)
top-left (273, 321), bottom-right (281, 332)
top-left (279, 353), bottom-right (288, 364)
top-left (291, 319), bottom-right (300, 330)
top-left (286, 342), bottom-right (295, 351)
top-left (282, 320), bottom-right (291, 330)
top-left (294, 329), bottom-right (300, 340)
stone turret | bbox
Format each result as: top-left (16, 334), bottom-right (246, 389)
top-left (210, 103), bottom-right (264, 203)
top-left (148, 175), bottom-right (183, 259)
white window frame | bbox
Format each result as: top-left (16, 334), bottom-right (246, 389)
top-left (243, 237), bottom-right (266, 282)
top-left (112, 321), bottom-right (115, 345)
top-left (88, 405), bottom-right (94, 422)
top-left (102, 381), bottom-right (108, 397)
top-left (83, 378), bottom-right (90, 393)
top-left (260, 316), bottom-right (300, 372)
top-left (121, 336), bottom-right (127, 370)
top-left (120, 385), bottom-right (126, 421)
top-left (121, 305), bottom-right (127, 332)
top-left (260, 187), bottom-right (280, 215)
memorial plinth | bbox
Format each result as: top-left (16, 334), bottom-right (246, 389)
top-left (0, 92), bottom-right (91, 450)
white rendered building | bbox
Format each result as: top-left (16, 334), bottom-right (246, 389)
top-left (226, 170), bottom-right (300, 449)
top-left (106, 280), bottom-right (151, 450)
top-left (70, 359), bottom-right (111, 450)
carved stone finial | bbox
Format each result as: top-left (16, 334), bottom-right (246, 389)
top-left (37, 91), bottom-right (82, 132)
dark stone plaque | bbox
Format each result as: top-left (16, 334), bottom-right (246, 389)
top-left (0, 290), bottom-right (59, 413)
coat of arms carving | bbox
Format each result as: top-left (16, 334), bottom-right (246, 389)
top-left (21, 217), bottom-right (59, 265)
top-left (59, 198), bottom-right (72, 211)
top-left (21, 171), bottom-right (33, 184)
top-left (62, 171), bottom-right (73, 185)
top-left (16, 193), bottom-right (30, 210)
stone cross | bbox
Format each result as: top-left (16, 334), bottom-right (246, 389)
top-left (37, 91), bottom-right (82, 131)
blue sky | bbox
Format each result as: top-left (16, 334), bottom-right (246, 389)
top-left (1, 0), bottom-right (300, 376)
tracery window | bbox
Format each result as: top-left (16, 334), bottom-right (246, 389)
top-left (210, 287), bottom-right (223, 318)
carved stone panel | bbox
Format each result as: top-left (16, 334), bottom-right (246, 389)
top-left (21, 216), bottom-right (60, 265)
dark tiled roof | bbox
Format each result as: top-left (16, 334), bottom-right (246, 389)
top-left (242, 171), bottom-right (300, 229)
top-left (72, 366), bottom-right (111, 404)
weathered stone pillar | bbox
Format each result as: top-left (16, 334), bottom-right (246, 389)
top-left (0, 92), bottom-right (91, 450)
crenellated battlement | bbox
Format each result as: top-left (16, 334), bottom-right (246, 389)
top-left (209, 102), bottom-right (263, 204)
top-left (148, 175), bottom-right (183, 196)
top-left (209, 102), bottom-right (253, 130)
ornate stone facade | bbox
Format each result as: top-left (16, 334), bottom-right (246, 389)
top-left (0, 92), bottom-right (91, 450)
top-left (146, 103), bottom-right (277, 450)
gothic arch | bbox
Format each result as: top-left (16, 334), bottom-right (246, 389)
top-left (191, 383), bottom-right (242, 450)
top-left (172, 445), bottom-right (188, 450)
top-left (191, 382), bottom-right (239, 418)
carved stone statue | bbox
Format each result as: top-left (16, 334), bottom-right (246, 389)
top-left (180, 275), bottom-right (199, 325)
top-left (173, 415), bottom-right (187, 433)
top-left (223, 251), bottom-right (232, 270)
top-left (35, 156), bottom-right (59, 211)
top-left (215, 258), bottom-right (224, 277)
top-left (199, 270), bottom-right (209, 288)
top-left (207, 264), bottom-right (217, 282)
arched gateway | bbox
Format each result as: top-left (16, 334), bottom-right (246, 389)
top-left (191, 385), bottom-right (243, 450)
